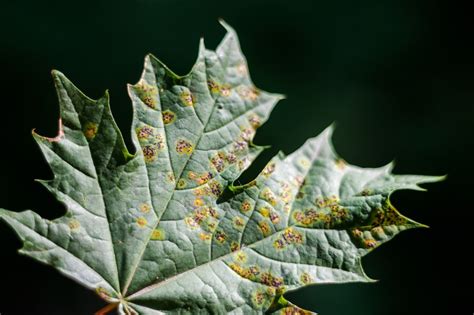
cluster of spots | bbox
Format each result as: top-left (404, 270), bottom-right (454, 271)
top-left (210, 151), bottom-right (237, 173)
top-left (136, 217), bottom-right (148, 228)
top-left (279, 182), bottom-right (294, 214)
top-left (229, 263), bottom-right (284, 288)
top-left (273, 227), bottom-right (303, 250)
top-left (292, 196), bottom-right (350, 228)
top-left (136, 125), bottom-right (165, 163)
top-left (162, 109), bottom-right (176, 125)
top-left (192, 179), bottom-right (223, 198)
top-left (351, 229), bottom-right (379, 249)
top-left (299, 272), bottom-right (312, 285)
top-left (241, 127), bottom-right (255, 142)
top-left (83, 122), bottom-right (98, 140)
top-left (150, 228), bottom-right (166, 240)
top-left (136, 81), bottom-right (159, 109)
top-left (260, 188), bottom-right (278, 207)
top-left (188, 171), bottom-right (213, 185)
top-left (184, 205), bottom-right (219, 233)
top-left (370, 202), bottom-right (408, 227)
top-left (207, 80), bottom-right (232, 97)
top-left (237, 86), bottom-right (259, 101)
top-left (180, 91), bottom-right (195, 106)
top-left (176, 139), bottom-right (194, 155)
top-left (351, 201), bottom-right (409, 249)
top-left (258, 206), bottom-right (280, 224)
top-left (240, 200), bottom-right (253, 213)
top-left (280, 307), bottom-right (313, 315)
top-left (68, 219), bottom-right (80, 231)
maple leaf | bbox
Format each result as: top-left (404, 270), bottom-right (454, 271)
top-left (0, 21), bottom-right (443, 314)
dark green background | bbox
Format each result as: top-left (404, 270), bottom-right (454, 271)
top-left (0, 0), bottom-right (472, 314)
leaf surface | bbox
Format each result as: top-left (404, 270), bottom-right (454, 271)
top-left (0, 21), bottom-right (442, 314)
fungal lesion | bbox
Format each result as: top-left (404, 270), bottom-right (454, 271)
top-left (175, 139), bottom-right (194, 155)
top-left (83, 122), bottom-right (98, 140)
top-left (136, 217), bottom-right (148, 227)
top-left (68, 219), bottom-right (80, 231)
top-left (150, 228), bottom-right (166, 240)
top-left (180, 91), bottom-right (195, 106)
top-left (162, 109), bottom-right (176, 125)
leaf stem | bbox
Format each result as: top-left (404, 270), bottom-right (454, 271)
top-left (95, 303), bottom-right (118, 315)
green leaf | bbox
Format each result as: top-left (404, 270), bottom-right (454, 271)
top-left (0, 21), bottom-right (443, 314)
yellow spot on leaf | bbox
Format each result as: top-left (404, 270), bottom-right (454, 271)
top-left (136, 217), bottom-right (147, 227)
top-left (83, 122), bottom-right (98, 140)
top-left (151, 228), bottom-right (165, 240)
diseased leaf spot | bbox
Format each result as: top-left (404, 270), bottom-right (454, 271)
top-left (68, 219), bottom-right (80, 231)
top-left (233, 216), bottom-right (245, 230)
top-left (180, 91), bottom-right (195, 106)
top-left (136, 125), bottom-right (155, 141)
top-left (151, 228), bottom-right (165, 240)
top-left (185, 206), bottom-right (219, 231)
top-left (176, 139), bottom-right (194, 155)
top-left (273, 227), bottom-right (303, 249)
top-left (211, 152), bottom-right (226, 172)
top-left (335, 158), bottom-right (347, 170)
top-left (139, 203), bottom-right (151, 213)
top-left (238, 86), bottom-right (259, 101)
top-left (207, 80), bottom-right (221, 94)
top-left (214, 229), bottom-right (227, 244)
top-left (248, 113), bottom-right (261, 128)
top-left (83, 122), bottom-right (98, 140)
top-left (193, 198), bottom-right (204, 207)
top-left (230, 241), bottom-right (240, 251)
top-left (208, 180), bottom-right (223, 197)
top-left (281, 307), bottom-right (312, 315)
top-left (261, 187), bottom-right (278, 206)
top-left (142, 145), bottom-right (158, 163)
top-left (234, 250), bottom-right (247, 263)
top-left (136, 217), bottom-right (148, 228)
top-left (300, 272), bottom-right (312, 284)
top-left (258, 221), bottom-right (271, 236)
top-left (96, 287), bottom-right (111, 300)
top-left (162, 110), bottom-right (176, 125)
top-left (241, 127), bottom-right (255, 142)
top-left (177, 179), bottom-right (187, 189)
top-left (238, 157), bottom-right (251, 171)
top-left (364, 239), bottom-right (378, 248)
top-left (240, 200), bottom-right (252, 213)
top-left (262, 162), bottom-right (276, 177)
top-left (199, 232), bottom-right (212, 242)
top-left (220, 84), bottom-right (231, 97)
top-left (236, 62), bottom-right (247, 75)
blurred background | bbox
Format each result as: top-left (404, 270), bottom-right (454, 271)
top-left (0, 0), bottom-right (472, 314)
